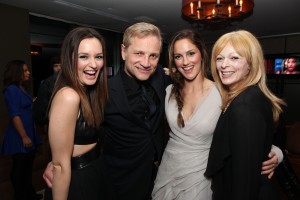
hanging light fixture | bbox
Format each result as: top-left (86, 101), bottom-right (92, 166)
top-left (182, 0), bottom-right (254, 29)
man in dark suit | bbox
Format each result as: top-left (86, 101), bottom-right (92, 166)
top-left (102, 22), bottom-right (171, 200)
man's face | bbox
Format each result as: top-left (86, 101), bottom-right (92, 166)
top-left (122, 35), bottom-right (161, 81)
top-left (53, 63), bottom-right (61, 73)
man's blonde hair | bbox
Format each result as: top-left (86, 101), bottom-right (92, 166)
top-left (122, 22), bottom-right (162, 51)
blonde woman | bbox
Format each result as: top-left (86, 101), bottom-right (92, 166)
top-left (205, 30), bottom-right (286, 200)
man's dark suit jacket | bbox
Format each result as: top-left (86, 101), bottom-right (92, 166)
top-left (103, 66), bottom-right (171, 200)
top-left (33, 72), bottom-right (58, 125)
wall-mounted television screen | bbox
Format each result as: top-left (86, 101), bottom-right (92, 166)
top-left (264, 55), bottom-right (300, 76)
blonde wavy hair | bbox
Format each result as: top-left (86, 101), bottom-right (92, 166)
top-left (210, 30), bottom-right (286, 122)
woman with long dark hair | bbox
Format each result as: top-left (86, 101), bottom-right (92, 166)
top-left (47, 27), bottom-right (114, 200)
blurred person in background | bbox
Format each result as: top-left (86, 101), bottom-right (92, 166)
top-left (1, 59), bottom-right (42, 200)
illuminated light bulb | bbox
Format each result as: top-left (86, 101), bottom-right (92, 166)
top-left (228, 5), bottom-right (231, 17)
top-left (190, 2), bottom-right (194, 15)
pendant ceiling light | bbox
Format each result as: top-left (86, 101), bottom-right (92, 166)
top-left (182, 0), bottom-right (254, 29)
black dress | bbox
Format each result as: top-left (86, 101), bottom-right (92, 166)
top-left (67, 108), bottom-right (116, 200)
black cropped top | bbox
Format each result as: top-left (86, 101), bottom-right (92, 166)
top-left (74, 108), bottom-right (99, 145)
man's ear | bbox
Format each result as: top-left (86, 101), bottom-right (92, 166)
top-left (121, 44), bottom-right (126, 61)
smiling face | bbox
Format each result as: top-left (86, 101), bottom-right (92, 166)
top-left (77, 37), bottom-right (104, 86)
top-left (121, 35), bottom-right (160, 81)
top-left (173, 38), bottom-right (202, 82)
top-left (216, 43), bottom-right (250, 91)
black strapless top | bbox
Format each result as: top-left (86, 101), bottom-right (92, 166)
top-left (74, 108), bottom-right (99, 145)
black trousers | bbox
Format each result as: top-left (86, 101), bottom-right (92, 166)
top-left (11, 150), bottom-right (36, 200)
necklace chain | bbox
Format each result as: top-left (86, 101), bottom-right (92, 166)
top-left (223, 103), bottom-right (230, 114)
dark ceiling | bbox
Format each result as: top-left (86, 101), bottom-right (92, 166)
top-left (1, 0), bottom-right (300, 43)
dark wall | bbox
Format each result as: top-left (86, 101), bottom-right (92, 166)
top-left (260, 35), bottom-right (300, 125)
top-left (0, 3), bottom-right (31, 117)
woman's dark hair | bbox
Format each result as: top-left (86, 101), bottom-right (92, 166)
top-left (3, 60), bottom-right (26, 91)
top-left (51, 27), bottom-right (108, 128)
top-left (168, 29), bottom-right (209, 128)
